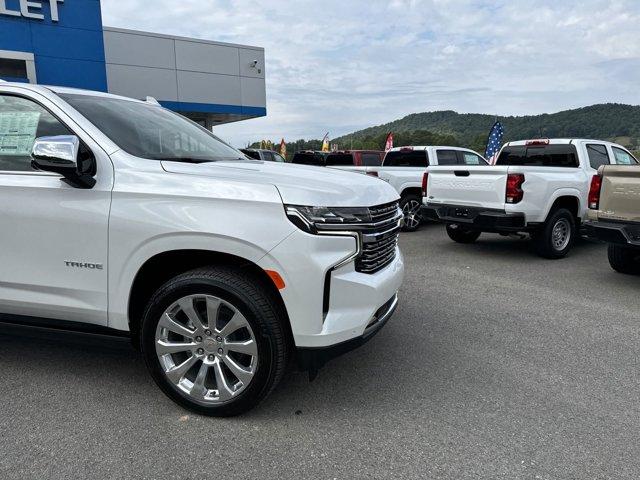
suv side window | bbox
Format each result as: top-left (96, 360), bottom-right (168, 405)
top-left (436, 150), bottom-right (458, 165)
top-left (262, 151), bottom-right (274, 161)
top-left (612, 147), bottom-right (638, 165)
top-left (0, 95), bottom-right (72, 171)
top-left (586, 144), bottom-right (610, 169)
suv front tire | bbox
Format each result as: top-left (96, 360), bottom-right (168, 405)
top-left (140, 266), bottom-right (288, 416)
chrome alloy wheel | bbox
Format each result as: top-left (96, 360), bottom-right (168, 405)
top-left (551, 218), bottom-right (571, 251)
top-left (155, 294), bottom-right (258, 404)
top-left (402, 199), bottom-right (422, 229)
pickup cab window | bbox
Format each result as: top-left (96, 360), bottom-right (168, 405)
top-left (292, 152), bottom-right (325, 166)
top-left (0, 94), bottom-right (72, 171)
top-left (361, 153), bottom-right (382, 166)
top-left (612, 147), bottom-right (638, 165)
top-left (436, 150), bottom-right (458, 165)
top-left (586, 144), bottom-right (610, 169)
top-left (326, 153), bottom-right (354, 166)
top-left (462, 152), bottom-right (486, 165)
top-left (240, 149), bottom-right (261, 160)
top-left (496, 144), bottom-right (579, 167)
top-left (384, 150), bottom-right (428, 167)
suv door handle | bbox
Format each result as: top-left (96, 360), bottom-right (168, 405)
top-left (454, 170), bottom-right (470, 177)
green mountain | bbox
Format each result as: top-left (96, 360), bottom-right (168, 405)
top-left (334, 104), bottom-right (640, 153)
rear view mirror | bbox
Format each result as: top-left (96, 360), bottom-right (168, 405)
top-left (31, 135), bottom-right (96, 188)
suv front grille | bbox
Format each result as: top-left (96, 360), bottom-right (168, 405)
top-left (355, 202), bottom-right (401, 274)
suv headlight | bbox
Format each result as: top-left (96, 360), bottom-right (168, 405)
top-left (285, 205), bottom-right (371, 234)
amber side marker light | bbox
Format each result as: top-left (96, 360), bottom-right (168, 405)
top-left (265, 270), bottom-right (286, 290)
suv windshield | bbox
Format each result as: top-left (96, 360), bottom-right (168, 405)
top-left (61, 94), bottom-right (244, 163)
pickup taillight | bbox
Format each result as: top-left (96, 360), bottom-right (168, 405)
top-left (422, 172), bottom-right (428, 197)
top-left (505, 174), bottom-right (525, 204)
top-left (588, 174), bottom-right (602, 209)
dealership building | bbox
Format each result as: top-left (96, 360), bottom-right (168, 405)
top-left (0, 0), bottom-right (266, 127)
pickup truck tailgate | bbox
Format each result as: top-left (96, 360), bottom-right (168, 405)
top-left (599, 165), bottom-right (640, 223)
top-left (427, 166), bottom-right (509, 210)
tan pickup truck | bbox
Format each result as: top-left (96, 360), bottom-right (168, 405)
top-left (586, 164), bottom-right (640, 274)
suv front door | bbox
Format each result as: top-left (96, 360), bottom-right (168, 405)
top-left (0, 88), bottom-right (112, 326)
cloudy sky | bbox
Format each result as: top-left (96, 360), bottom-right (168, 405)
top-left (102, 0), bottom-right (640, 147)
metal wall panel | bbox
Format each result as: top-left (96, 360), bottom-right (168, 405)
top-left (174, 40), bottom-right (239, 75)
top-left (239, 48), bottom-right (265, 78)
top-left (104, 31), bottom-right (176, 69)
top-left (177, 70), bottom-right (241, 105)
top-left (241, 76), bottom-right (267, 107)
top-left (105, 64), bottom-right (178, 102)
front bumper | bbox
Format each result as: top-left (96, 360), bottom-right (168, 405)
top-left (296, 294), bottom-right (398, 372)
top-left (422, 203), bottom-right (526, 232)
top-left (258, 228), bottom-right (404, 349)
top-left (584, 221), bottom-right (640, 247)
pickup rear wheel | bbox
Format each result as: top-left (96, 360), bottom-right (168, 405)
top-left (400, 194), bottom-right (423, 232)
top-left (140, 266), bottom-right (288, 416)
top-left (532, 208), bottom-right (576, 259)
top-left (446, 224), bottom-right (481, 243)
top-left (608, 244), bottom-right (640, 275)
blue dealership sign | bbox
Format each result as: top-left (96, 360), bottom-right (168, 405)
top-left (0, 0), bottom-right (108, 90)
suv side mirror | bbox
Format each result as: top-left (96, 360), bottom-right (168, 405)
top-left (31, 135), bottom-right (96, 188)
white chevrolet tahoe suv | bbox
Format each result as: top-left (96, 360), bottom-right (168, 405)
top-left (331, 146), bottom-right (488, 231)
top-left (0, 82), bottom-right (404, 416)
top-left (423, 139), bottom-right (638, 258)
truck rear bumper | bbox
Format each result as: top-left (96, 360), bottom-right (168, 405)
top-left (422, 203), bottom-right (526, 232)
top-left (584, 221), bottom-right (640, 247)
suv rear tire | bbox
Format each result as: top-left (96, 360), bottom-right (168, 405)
top-left (532, 208), bottom-right (576, 259)
top-left (608, 244), bottom-right (640, 275)
top-left (140, 266), bottom-right (288, 417)
top-left (446, 224), bottom-right (481, 243)
top-left (400, 194), bottom-right (422, 232)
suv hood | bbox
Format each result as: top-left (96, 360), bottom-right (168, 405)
top-left (161, 160), bottom-right (399, 206)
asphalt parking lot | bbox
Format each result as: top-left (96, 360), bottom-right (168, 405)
top-left (1, 225), bottom-right (639, 479)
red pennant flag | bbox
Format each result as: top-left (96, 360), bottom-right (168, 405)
top-left (385, 132), bottom-right (394, 152)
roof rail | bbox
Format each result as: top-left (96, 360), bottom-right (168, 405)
top-left (145, 96), bottom-right (160, 106)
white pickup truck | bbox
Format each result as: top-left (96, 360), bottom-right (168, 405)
top-left (0, 82), bottom-right (404, 416)
top-left (423, 139), bottom-right (639, 258)
top-left (331, 146), bottom-right (487, 231)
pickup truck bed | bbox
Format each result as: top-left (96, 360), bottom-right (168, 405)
top-left (424, 139), bottom-right (639, 258)
top-left (585, 164), bottom-right (640, 274)
top-left (331, 146), bottom-right (487, 231)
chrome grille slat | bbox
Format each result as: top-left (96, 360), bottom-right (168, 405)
top-left (355, 202), bottom-right (400, 274)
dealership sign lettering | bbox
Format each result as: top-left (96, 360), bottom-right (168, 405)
top-left (0, 0), bottom-right (64, 22)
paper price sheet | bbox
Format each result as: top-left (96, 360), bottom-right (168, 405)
top-left (0, 111), bottom-right (41, 156)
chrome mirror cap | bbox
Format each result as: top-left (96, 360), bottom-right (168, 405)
top-left (32, 135), bottom-right (80, 168)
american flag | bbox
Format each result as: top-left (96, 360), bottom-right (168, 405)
top-left (484, 121), bottom-right (504, 165)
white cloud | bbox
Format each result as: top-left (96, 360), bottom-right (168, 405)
top-left (101, 0), bottom-right (640, 146)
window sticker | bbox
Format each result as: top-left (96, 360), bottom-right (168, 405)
top-left (0, 111), bottom-right (40, 156)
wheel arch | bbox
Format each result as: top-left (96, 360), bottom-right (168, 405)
top-left (126, 249), bottom-right (293, 351)
top-left (546, 194), bottom-right (581, 222)
top-left (400, 187), bottom-right (422, 199)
